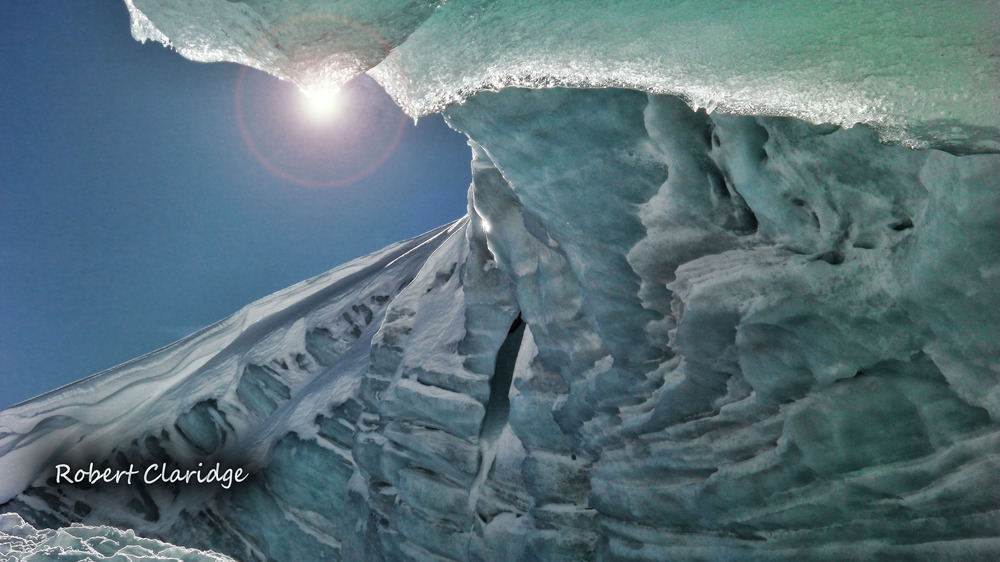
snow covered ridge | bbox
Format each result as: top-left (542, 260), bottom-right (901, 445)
top-left (0, 513), bottom-right (236, 561)
top-left (125, 0), bottom-right (1000, 152)
top-left (1, 2), bottom-right (999, 561)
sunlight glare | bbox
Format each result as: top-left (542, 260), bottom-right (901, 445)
top-left (301, 87), bottom-right (342, 122)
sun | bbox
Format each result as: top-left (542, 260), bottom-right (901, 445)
top-left (300, 87), bottom-right (342, 122)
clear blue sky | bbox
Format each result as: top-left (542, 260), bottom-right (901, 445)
top-left (0, 1), bottom-right (473, 408)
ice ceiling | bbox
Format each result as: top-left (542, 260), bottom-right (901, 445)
top-left (125, 0), bottom-right (1000, 152)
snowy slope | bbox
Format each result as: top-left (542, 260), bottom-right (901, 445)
top-left (0, 221), bottom-right (464, 557)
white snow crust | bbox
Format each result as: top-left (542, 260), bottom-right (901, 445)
top-left (0, 513), bottom-right (235, 561)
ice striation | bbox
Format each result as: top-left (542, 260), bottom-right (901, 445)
top-left (2, 1), bottom-right (1000, 561)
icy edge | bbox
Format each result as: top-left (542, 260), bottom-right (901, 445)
top-left (124, 0), bottom-right (171, 48)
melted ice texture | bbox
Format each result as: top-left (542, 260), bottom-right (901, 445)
top-left (124, 0), bottom-right (1000, 152)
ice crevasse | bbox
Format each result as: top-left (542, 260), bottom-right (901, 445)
top-left (1, 1), bottom-right (999, 561)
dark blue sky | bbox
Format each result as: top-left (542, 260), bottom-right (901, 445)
top-left (0, 1), bottom-right (472, 408)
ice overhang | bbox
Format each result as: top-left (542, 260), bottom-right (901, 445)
top-left (126, 0), bottom-right (1000, 152)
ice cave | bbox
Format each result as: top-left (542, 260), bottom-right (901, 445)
top-left (2, 1), bottom-right (999, 560)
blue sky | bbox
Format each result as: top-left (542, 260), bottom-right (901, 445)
top-left (0, 1), bottom-right (472, 408)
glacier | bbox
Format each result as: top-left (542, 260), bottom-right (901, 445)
top-left (2, 1), bottom-right (999, 561)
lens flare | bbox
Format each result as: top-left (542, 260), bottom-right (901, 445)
top-left (301, 87), bottom-right (341, 122)
top-left (235, 68), bottom-right (408, 188)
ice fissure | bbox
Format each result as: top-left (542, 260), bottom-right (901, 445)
top-left (3, 1), bottom-right (1000, 561)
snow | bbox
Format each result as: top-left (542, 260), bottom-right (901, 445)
top-left (0, 512), bottom-right (235, 561)
top-left (0, 222), bottom-right (460, 554)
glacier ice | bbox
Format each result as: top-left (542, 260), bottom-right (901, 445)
top-left (125, 0), bottom-right (1000, 152)
top-left (2, 1), bottom-right (1000, 561)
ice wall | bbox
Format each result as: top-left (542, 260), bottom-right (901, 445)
top-left (444, 88), bottom-right (1000, 559)
top-left (126, 0), bottom-right (1000, 151)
